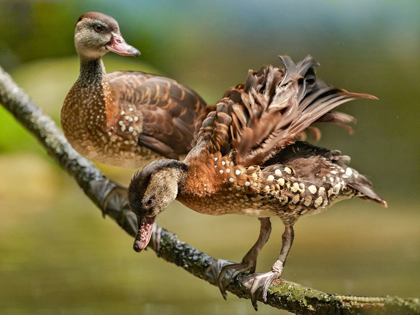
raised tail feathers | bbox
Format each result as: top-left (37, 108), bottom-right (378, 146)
top-left (230, 55), bottom-right (377, 166)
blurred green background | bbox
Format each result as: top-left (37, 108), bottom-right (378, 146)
top-left (0, 1), bottom-right (419, 314)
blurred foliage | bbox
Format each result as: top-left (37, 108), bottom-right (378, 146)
top-left (0, 0), bottom-right (419, 314)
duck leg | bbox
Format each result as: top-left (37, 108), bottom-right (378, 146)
top-left (240, 224), bottom-right (294, 311)
top-left (217, 217), bottom-right (272, 299)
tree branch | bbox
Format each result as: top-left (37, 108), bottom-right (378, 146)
top-left (1, 66), bottom-right (419, 314)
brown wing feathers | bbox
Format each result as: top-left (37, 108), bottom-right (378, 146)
top-left (194, 100), bottom-right (233, 154)
top-left (315, 111), bottom-right (357, 135)
top-left (193, 55), bottom-right (376, 169)
top-left (109, 71), bottom-right (208, 158)
top-left (229, 55), bottom-right (376, 166)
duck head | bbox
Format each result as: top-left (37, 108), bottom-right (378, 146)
top-left (74, 12), bottom-right (140, 60)
top-left (128, 160), bottom-right (187, 252)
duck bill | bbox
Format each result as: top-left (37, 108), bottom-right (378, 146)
top-left (106, 32), bottom-right (140, 57)
top-left (133, 216), bottom-right (155, 252)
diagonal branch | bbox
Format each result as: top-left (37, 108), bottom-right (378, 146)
top-left (1, 66), bottom-right (419, 314)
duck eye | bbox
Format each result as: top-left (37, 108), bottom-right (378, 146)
top-left (145, 196), bottom-right (154, 208)
top-left (93, 24), bottom-right (104, 33)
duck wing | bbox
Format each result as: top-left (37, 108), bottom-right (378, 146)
top-left (229, 55), bottom-right (376, 166)
top-left (191, 55), bottom-right (375, 164)
top-left (109, 71), bottom-right (208, 159)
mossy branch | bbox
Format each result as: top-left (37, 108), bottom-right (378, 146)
top-left (1, 66), bottom-right (419, 314)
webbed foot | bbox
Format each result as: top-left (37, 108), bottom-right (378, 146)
top-left (239, 223), bottom-right (294, 310)
top-left (240, 268), bottom-right (283, 311)
top-left (205, 259), bottom-right (236, 285)
top-left (211, 218), bottom-right (272, 301)
top-left (217, 258), bottom-right (257, 300)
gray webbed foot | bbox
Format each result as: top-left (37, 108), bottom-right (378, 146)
top-left (240, 269), bottom-right (282, 311)
top-left (205, 259), bottom-right (236, 285)
top-left (212, 218), bottom-right (272, 302)
top-left (239, 223), bottom-right (294, 310)
top-left (217, 258), bottom-right (257, 300)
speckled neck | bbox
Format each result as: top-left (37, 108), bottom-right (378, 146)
top-left (78, 57), bottom-right (107, 84)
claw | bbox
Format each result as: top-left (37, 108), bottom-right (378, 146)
top-left (209, 218), bottom-right (272, 302)
top-left (205, 259), bottom-right (234, 280)
top-left (216, 259), bottom-right (257, 299)
top-left (218, 262), bottom-right (240, 300)
top-left (239, 224), bottom-right (293, 310)
top-left (240, 270), bottom-right (282, 311)
top-left (205, 259), bottom-right (237, 298)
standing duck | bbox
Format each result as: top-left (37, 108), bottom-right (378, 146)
top-left (61, 12), bottom-right (208, 168)
top-left (128, 55), bottom-right (387, 310)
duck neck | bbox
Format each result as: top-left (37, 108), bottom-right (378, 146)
top-left (179, 169), bottom-right (189, 196)
top-left (78, 57), bottom-right (108, 85)
top-left (77, 56), bottom-right (112, 120)
top-left (170, 160), bottom-right (189, 195)
top-left (72, 56), bottom-right (112, 136)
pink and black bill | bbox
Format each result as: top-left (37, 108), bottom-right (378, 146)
top-left (106, 33), bottom-right (140, 57)
top-left (133, 216), bottom-right (155, 252)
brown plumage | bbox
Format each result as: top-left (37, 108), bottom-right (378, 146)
top-left (61, 12), bottom-right (208, 168)
top-left (128, 55), bottom-right (386, 310)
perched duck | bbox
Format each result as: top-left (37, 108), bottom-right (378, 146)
top-left (128, 55), bottom-right (386, 309)
top-left (61, 12), bottom-right (208, 168)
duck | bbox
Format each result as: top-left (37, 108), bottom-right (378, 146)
top-left (61, 12), bottom-right (209, 169)
top-left (127, 55), bottom-right (387, 310)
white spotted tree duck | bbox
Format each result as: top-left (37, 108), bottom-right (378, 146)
top-left (61, 12), bottom-right (208, 168)
top-left (128, 55), bottom-right (387, 310)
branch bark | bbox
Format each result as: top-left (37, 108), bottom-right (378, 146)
top-left (1, 66), bottom-right (419, 314)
